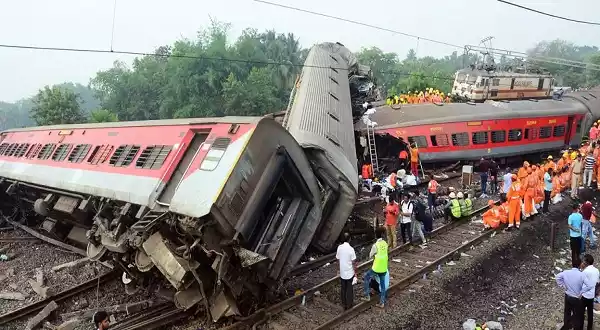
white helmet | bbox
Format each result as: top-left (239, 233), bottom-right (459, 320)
top-left (457, 192), bottom-right (464, 199)
top-left (449, 192), bottom-right (456, 198)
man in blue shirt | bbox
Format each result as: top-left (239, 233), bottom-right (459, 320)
top-left (556, 257), bottom-right (593, 330)
top-left (543, 168), bottom-right (553, 213)
top-left (568, 203), bottom-right (583, 266)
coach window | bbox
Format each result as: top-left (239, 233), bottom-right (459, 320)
top-left (88, 145), bottom-right (115, 165)
top-left (553, 125), bottom-right (566, 137)
top-left (576, 119), bottom-right (583, 134)
top-left (52, 144), bottom-right (73, 161)
top-left (472, 131), bottom-right (489, 145)
top-left (430, 134), bottom-right (449, 147)
top-left (4, 143), bottom-right (18, 157)
top-left (491, 130), bottom-right (506, 143)
top-left (136, 145), bottom-right (173, 169)
top-left (408, 136), bottom-right (428, 148)
top-left (451, 132), bottom-right (469, 146)
top-left (539, 126), bottom-right (552, 139)
top-left (492, 79), bottom-right (500, 86)
top-left (0, 143), bottom-right (9, 155)
top-left (37, 143), bottom-right (57, 160)
top-left (524, 128), bottom-right (538, 140)
top-left (109, 145), bottom-right (141, 167)
top-left (508, 129), bottom-right (522, 142)
top-left (15, 143), bottom-right (30, 158)
top-left (68, 144), bottom-right (92, 163)
top-left (26, 144), bottom-right (42, 159)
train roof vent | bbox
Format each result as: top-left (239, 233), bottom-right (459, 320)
top-left (589, 93), bottom-right (597, 99)
top-left (211, 138), bottom-right (231, 150)
top-left (582, 95), bottom-right (590, 101)
top-left (528, 99), bottom-right (539, 102)
top-left (136, 145), bottom-right (173, 169)
top-left (467, 101), bottom-right (476, 106)
top-left (109, 145), bottom-right (140, 167)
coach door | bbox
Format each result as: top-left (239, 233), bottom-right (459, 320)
top-left (565, 116), bottom-right (575, 145)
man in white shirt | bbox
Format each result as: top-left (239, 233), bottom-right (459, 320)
top-left (501, 167), bottom-right (512, 203)
top-left (399, 194), bottom-right (414, 244)
top-left (336, 232), bottom-right (357, 310)
top-left (581, 254), bottom-right (600, 329)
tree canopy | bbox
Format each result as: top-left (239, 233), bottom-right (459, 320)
top-left (1, 21), bottom-right (599, 129)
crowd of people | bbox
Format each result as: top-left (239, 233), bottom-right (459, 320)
top-left (385, 88), bottom-right (452, 105)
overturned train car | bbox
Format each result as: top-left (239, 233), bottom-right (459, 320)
top-left (284, 42), bottom-right (377, 252)
top-left (0, 117), bottom-right (322, 321)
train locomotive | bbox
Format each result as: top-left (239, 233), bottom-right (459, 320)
top-left (0, 42), bottom-right (376, 322)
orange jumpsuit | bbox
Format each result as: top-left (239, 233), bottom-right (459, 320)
top-left (523, 169), bottom-right (537, 218)
top-left (506, 180), bottom-right (522, 228)
top-left (545, 160), bottom-right (556, 172)
top-left (498, 202), bottom-right (509, 225)
top-left (482, 207), bottom-right (501, 229)
top-left (551, 175), bottom-right (561, 198)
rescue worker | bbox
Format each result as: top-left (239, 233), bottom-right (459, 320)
top-left (444, 192), bottom-right (461, 222)
top-left (398, 148), bottom-right (409, 171)
top-left (362, 227), bottom-right (388, 308)
top-left (384, 197), bottom-right (399, 249)
top-left (388, 171), bottom-right (398, 193)
top-left (506, 174), bottom-right (522, 229)
top-left (482, 200), bottom-right (501, 229)
top-left (571, 154), bottom-right (583, 199)
top-left (517, 161), bottom-right (530, 182)
top-left (591, 122), bottom-right (599, 144)
top-left (457, 192), bottom-right (472, 217)
top-left (409, 144), bottom-right (419, 177)
top-left (545, 156), bottom-right (556, 173)
top-left (523, 167), bottom-right (538, 218)
top-left (427, 178), bottom-right (438, 214)
top-left (361, 163), bottom-right (373, 180)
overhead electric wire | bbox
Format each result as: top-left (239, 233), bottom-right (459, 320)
top-left (252, 0), bottom-right (463, 50)
top-left (497, 0), bottom-right (600, 26)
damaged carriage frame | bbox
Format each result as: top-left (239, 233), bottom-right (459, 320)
top-left (2, 143), bottom-right (317, 322)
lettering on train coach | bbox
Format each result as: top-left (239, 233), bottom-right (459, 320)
top-left (395, 130), bottom-right (406, 137)
top-left (548, 119), bottom-right (557, 124)
top-left (430, 127), bottom-right (443, 132)
top-left (527, 120), bottom-right (537, 126)
top-left (514, 80), bottom-right (533, 87)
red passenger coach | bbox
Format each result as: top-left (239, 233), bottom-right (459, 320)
top-left (0, 116), bottom-right (323, 321)
top-left (357, 90), bottom-right (600, 164)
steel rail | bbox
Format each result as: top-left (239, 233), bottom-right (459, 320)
top-left (0, 271), bottom-right (117, 325)
top-left (111, 305), bottom-right (188, 330)
top-left (222, 201), bottom-right (497, 330)
top-left (289, 172), bottom-right (463, 276)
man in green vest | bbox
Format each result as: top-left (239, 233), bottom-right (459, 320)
top-left (362, 227), bottom-right (388, 308)
top-left (444, 192), bottom-right (462, 222)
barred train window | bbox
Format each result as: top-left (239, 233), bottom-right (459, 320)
top-left (539, 126), bottom-right (552, 139)
top-left (136, 145), bottom-right (172, 169)
top-left (452, 132), bottom-right (469, 146)
top-left (553, 125), bottom-right (565, 137)
top-left (5, 143), bottom-right (18, 156)
top-left (429, 134), bottom-right (449, 147)
top-left (109, 145), bottom-right (140, 167)
top-left (68, 144), bottom-right (92, 163)
top-left (508, 129), bottom-right (522, 142)
top-left (472, 131), bottom-right (489, 145)
top-left (15, 143), bottom-right (30, 157)
top-left (408, 136), bottom-right (428, 148)
top-left (0, 143), bottom-right (9, 155)
top-left (52, 144), bottom-right (73, 161)
top-left (491, 130), bottom-right (506, 143)
top-left (87, 145), bottom-right (114, 165)
top-left (37, 143), bottom-right (56, 160)
top-left (26, 144), bottom-right (42, 159)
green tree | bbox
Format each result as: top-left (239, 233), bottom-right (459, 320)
top-left (90, 109), bottom-right (118, 123)
top-left (30, 86), bottom-right (85, 126)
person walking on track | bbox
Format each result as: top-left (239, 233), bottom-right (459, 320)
top-left (362, 227), bottom-right (388, 308)
top-left (336, 233), bottom-right (357, 311)
top-left (568, 203), bottom-right (583, 265)
top-left (384, 197), bottom-right (399, 249)
top-left (556, 257), bottom-right (589, 330)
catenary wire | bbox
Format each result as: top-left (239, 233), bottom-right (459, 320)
top-left (0, 43), bottom-right (582, 90)
top-left (497, 0), bottom-right (600, 26)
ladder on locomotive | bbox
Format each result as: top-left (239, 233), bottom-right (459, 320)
top-left (366, 123), bottom-right (380, 174)
top-left (282, 75), bottom-right (300, 129)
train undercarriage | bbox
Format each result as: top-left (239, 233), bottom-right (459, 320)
top-left (0, 146), bottom-right (320, 322)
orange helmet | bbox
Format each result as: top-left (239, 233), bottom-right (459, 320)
top-left (523, 161), bottom-right (530, 167)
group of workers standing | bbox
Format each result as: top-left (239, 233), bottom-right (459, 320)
top-left (386, 88), bottom-right (452, 105)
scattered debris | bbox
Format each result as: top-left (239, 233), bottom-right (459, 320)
top-left (51, 257), bottom-right (90, 272)
top-left (460, 252), bottom-right (472, 258)
top-left (26, 300), bottom-right (58, 330)
top-left (0, 291), bottom-right (26, 300)
top-left (60, 300), bottom-right (153, 319)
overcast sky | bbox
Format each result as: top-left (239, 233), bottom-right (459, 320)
top-left (0, 0), bottom-right (597, 102)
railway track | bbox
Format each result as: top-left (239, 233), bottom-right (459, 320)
top-left (110, 302), bottom-right (189, 330)
top-left (0, 272), bottom-right (117, 325)
top-left (222, 202), bottom-right (497, 330)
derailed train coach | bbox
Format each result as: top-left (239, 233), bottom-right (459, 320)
top-left (0, 117), bottom-right (322, 321)
top-left (284, 42), bottom-right (378, 252)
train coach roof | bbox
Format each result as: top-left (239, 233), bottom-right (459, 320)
top-left (2, 116), bottom-right (263, 133)
top-left (357, 98), bottom-right (588, 130)
top-left (455, 69), bottom-right (553, 78)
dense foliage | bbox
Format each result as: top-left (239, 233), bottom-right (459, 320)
top-left (1, 21), bottom-right (600, 128)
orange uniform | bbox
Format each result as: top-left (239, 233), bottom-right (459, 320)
top-left (482, 201), bottom-right (501, 229)
top-left (361, 164), bottom-right (373, 179)
top-left (498, 203), bottom-right (509, 224)
top-left (506, 175), bottom-right (522, 228)
top-left (523, 169), bottom-right (537, 218)
top-left (410, 147), bottom-right (419, 177)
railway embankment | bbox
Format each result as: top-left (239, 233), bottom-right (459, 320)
top-left (335, 197), bottom-right (578, 330)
